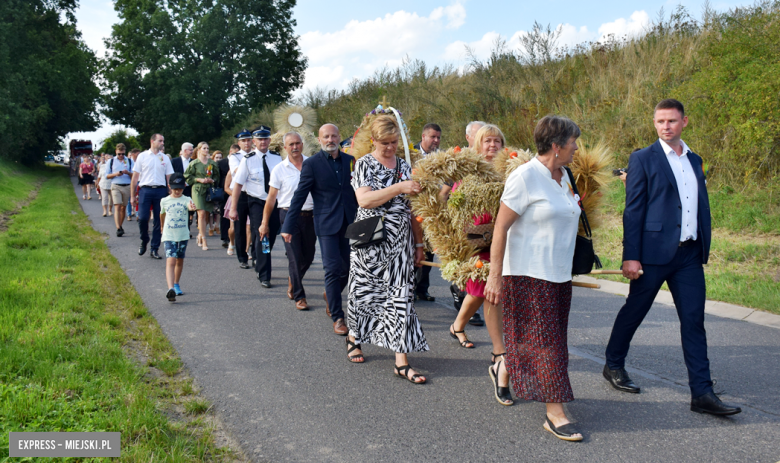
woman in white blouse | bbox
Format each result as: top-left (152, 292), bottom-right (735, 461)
top-left (485, 115), bottom-right (584, 442)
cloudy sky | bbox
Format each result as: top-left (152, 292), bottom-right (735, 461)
top-left (69, 0), bottom-right (750, 145)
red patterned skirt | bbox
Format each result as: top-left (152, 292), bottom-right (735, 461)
top-left (503, 275), bottom-right (574, 403)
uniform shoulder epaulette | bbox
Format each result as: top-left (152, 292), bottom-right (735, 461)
top-left (244, 152), bottom-right (255, 158)
top-left (269, 150), bottom-right (281, 156)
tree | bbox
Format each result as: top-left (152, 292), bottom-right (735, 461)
top-left (102, 0), bottom-right (307, 154)
top-left (0, 0), bottom-right (100, 164)
top-left (95, 129), bottom-right (143, 154)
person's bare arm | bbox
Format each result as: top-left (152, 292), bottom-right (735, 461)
top-left (130, 172), bottom-right (140, 205)
top-left (411, 213), bottom-right (425, 267)
top-left (484, 202), bottom-right (520, 305)
top-left (355, 180), bottom-right (420, 209)
top-left (258, 187), bottom-right (279, 239)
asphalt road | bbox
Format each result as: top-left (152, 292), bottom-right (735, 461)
top-left (74, 179), bottom-right (780, 463)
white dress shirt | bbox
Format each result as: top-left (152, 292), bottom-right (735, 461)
top-left (232, 150), bottom-right (282, 200)
top-left (500, 157), bottom-right (581, 283)
top-left (180, 155), bottom-right (191, 172)
top-left (269, 156), bottom-right (314, 210)
top-left (228, 151), bottom-right (246, 191)
top-left (659, 139), bottom-right (699, 241)
top-left (134, 150), bottom-right (174, 187)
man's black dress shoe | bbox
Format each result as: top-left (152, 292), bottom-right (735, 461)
top-left (415, 292), bottom-right (436, 302)
top-left (239, 262), bottom-right (251, 269)
top-left (116, 228), bottom-right (124, 237)
top-left (222, 240), bottom-right (229, 248)
top-left (150, 250), bottom-right (162, 259)
top-left (468, 313), bottom-right (484, 326)
top-left (138, 241), bottom-right (148, 256)
top-left (603, 365), bottom-right (640, 393)
top-left (259, 280), bottom-right (271, 288)
top-left (691, 391), bottom-right (741, 416)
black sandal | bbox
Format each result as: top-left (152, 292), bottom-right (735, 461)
top-left (345, 338), bottom-right (364, 363)
top-left (449, 325), bottom-right (474, 348)
top-left (394, 364), bottom-right (426, 384)
top-left (491, 352), bottom-right (506, 365)
top-left (489, 360), bottom-right (514, 406)
top-left (543, 417), bottom-right (583, 442)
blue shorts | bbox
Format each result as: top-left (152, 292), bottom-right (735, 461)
top-left (163, 240), bottom-right (188, 259)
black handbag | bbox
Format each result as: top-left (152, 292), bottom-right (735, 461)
top-left (565, 167), bottom-right (602, 275)
top-left (345, 157), bottom-right (400, 248)
top-left (206, 186), bottom-right (224, 202)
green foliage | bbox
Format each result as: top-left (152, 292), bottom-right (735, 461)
top-left (95, 128), bottom-right (143, 154)
top-left (103, 0), bottom-right (307, 155)
top-left (680, 1), bottom-right (780, 181)
top-left (0, 0), bottom-right (100, 165)
top-left (291, 3), bottom-right (779, 184)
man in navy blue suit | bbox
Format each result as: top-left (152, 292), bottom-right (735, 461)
top-left (603, 99), bottom-right (741, 416)
top-left (281, 124), bottom-right (357, 335)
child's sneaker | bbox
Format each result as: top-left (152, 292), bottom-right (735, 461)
top-left (166, 288), bottom-right (176, 302)
top-left (173, 284), bottom-right (184, 296)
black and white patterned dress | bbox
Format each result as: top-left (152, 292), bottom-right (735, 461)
top-left (347, 155), bottom-right (429, 353)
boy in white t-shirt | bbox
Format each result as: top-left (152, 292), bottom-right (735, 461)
top-left (160, 173), bottom-right (196, 302)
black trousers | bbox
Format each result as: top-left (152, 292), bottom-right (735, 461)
top-left (605, 242), bottom-right (712, 397)
top-left (219, 198), bottom-right (230, 241)
top-left (415, 251), bottom-right (435, 294)
top-left (279, 209), bottom-right (316, 301)
top-left (234, 192), bottom-right (249, 264)
top-left (248, 195), bottom-right (279, 281)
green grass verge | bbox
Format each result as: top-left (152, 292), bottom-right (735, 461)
top-left (593, 179), bottom-right (780, 314)
top-left (0, 163), bottom-right (237, 461)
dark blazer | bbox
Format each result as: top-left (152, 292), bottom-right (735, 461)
top-left (216, 158), bottom-right (230, 190)
top-left (171, 156), bottom-right (193, 196)
top-left (622, 140), bottom-right (711, 266)
top-left (282, 149), bottom-right (358, 236)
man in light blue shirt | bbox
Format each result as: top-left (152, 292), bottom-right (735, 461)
top-left (106, 143), bottom-right (134, 236)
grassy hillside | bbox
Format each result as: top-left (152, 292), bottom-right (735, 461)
top-left (209, 3), bottom-right (780, 312)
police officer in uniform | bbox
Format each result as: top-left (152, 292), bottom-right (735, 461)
top-left (230, 129), bottom-right (254, 269)
top-left (229, 126), bottom-right (282, 287)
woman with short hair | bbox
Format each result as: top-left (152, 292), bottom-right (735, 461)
top-left (184, 142), bottom-right (220, 250)
top-left (485, 115), bottom-right (584, 441)
top-left (346, 115), bottom-right (429, 384)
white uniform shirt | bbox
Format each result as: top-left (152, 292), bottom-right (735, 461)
top-left (659, 139), bottom-right (699, 242)
top-left (269, 156), bottom-right (313, 210)
top-left (228, 151), bottom-right (246, 191)
top-left (500, 157), bottom-right (581, 283)
top-left (134, 150), bottom-right (174, 187)
top-left (180, 155), bottom-right (191, 172)
top-left (232, 150), bottom-right (282, 200)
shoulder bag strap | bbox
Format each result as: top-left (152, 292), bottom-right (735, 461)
top-left (564, 166), bottom-right (592, 239)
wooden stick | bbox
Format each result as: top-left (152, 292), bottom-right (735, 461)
top-left (588, 270), bottom-right (644, 275)
top-left (420, 261), bottom-right (441, 268)
top-left (572, 281), bottom-right (601, 289)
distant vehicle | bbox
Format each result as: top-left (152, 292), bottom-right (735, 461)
top-left (44, 154), bottom-right (54, 162)
top-left (54, 150), bottom-right (69, 163)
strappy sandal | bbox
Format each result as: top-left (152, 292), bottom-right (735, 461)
top-left (394, 364), bottom-right (426, 384)
top-left (491, 352), bottom-right (507, 365)
top-left (488, 360), bottom-right (514, 406)
top-left (543, 417), bottom-right (583, 442)
top-left (345, 338), bottom-right (364, 363)
top-left (449, 324), bottom-right (474, 348)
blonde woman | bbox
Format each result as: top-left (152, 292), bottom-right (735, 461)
top-left (184, 142), bottom-right (220, 250)
top-left (208, 150), bottom-right (224, 237)
top-left (346, 115), bottom-right (429, 384)
top-left (449, 124), bottom-right (513, 405)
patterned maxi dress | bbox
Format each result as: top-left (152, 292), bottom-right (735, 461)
top-left (347, 155), bottom-right (429, 353)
